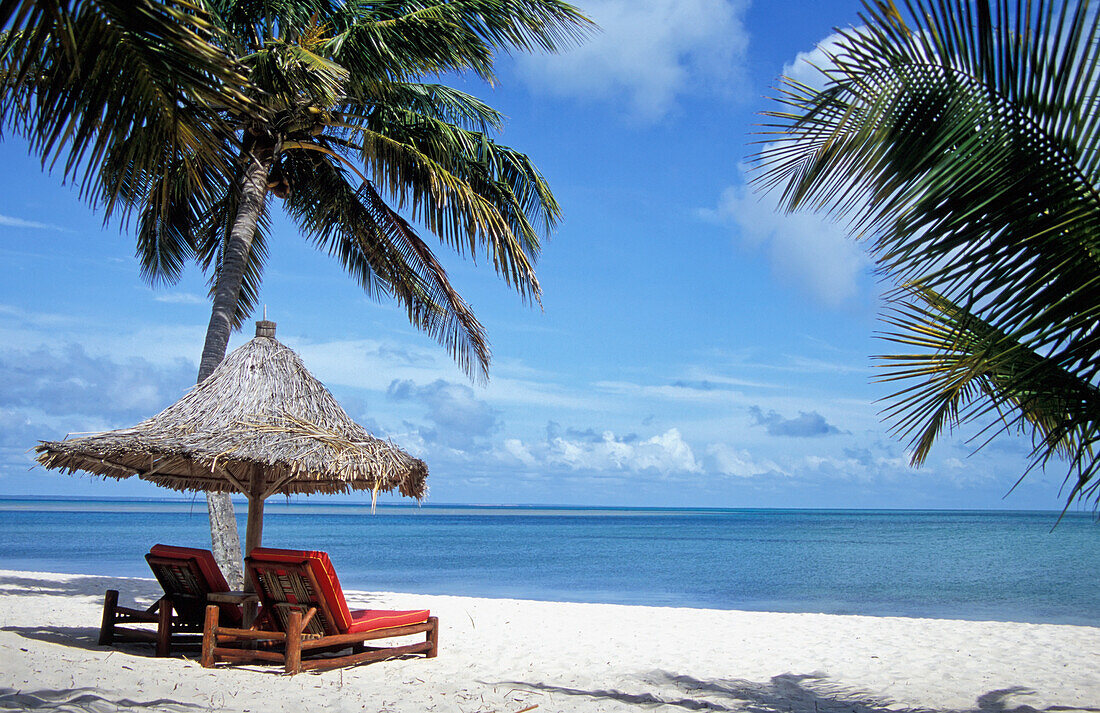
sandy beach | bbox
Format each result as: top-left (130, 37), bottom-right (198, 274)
top-left (1, 568), bottom-right (1097, 713)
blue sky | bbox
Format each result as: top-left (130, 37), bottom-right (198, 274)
top-left (0, 0), bottom-right (1079, 511)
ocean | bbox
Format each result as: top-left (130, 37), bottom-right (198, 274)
top-left (1, 498), bottom-right (1097, 626)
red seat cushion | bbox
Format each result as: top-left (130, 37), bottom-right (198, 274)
top-left (149, 544), bottom-right (231, 592)
top-left (347, 609), bottom-right (430, 634)
top-left (247, 547), bottom-right (352, 633)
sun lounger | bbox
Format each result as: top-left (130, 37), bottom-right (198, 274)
top-left (99, 544), bottom-right (241, 657)
top-left (200, 547), bottom-right (438, 674)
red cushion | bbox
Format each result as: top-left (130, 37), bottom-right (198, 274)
top-left (347, 609), bottom-right (430, 634)
top-left (247, 547), bottom-right (352, 632)
top-left (148, 544), bottom-right (231, 592)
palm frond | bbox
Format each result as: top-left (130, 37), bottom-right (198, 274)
top-left (328, 0), bottom-right (594, 83)
top-left (0, 0), bottom-right (251, 203)
top-left (755, 0), bottom-right (1100, 506)
top-left (321, 98), bottom-right (555, 302)
top-left (279, 149), bottom-right (491, 380)
top-left (878, 284), bottom-right (1100, 505)
top-left (359, 82), bottom-right (505, 134)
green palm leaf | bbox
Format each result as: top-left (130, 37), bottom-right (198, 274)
top-left (879, 285), bottom-right (1100, 505)
top-left (280, 149), bottom-right (491, 379)
top-left (0, 0), bottom-right (251, 204)
top-left (756, 0), bottom-right (1100, 506)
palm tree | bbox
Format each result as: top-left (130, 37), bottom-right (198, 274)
top-left (755, 0), bottom-right (1100, 510)
top-left (3, 0), bottom-right (591, 584)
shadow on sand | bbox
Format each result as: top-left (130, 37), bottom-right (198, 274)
top-left (0, 687), bottom-right (207, 712)
top-left (0, 572), bottom-right (160, 604)
top-left (0, 571), bottom-right (393, 609)
top-left (496, 672), bottom-right (1100, 713)
top-left (1, 626), bottom-right (103, 653)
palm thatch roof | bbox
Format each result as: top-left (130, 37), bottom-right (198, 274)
top-left (35, 321), bottom-right (427, 501)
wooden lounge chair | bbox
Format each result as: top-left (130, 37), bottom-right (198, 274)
top-left (201, 547), bottom-right (438, 674)
top-left (99, 544), bottom-right (242, 657)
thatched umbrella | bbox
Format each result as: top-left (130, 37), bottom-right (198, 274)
top-left (35, 320), bottom-right (427, 560)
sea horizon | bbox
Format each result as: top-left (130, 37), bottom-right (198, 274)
top-left (0, 494), bottom-right (1085, 515)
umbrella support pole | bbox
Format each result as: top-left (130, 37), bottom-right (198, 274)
top-left (243, 490), bottom-right (261, 563)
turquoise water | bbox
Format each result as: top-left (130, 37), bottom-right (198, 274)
top-left (1, 498), bottom-right (1097, 625)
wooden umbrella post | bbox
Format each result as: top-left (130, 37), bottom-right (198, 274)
top-left (238, 471), bottom-right (267, 622)
top-left (245, 472), bottom-right (265, 561)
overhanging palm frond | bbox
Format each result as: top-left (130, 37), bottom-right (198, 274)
top-left (362, 83), bottom-right (505, 134)
top-left (436, 0), bottom-right (594, 54)
top-left (98, 121), bottom-right (234, 287)
top-left (755, 0), bottom-right (1100, 506)
top-left (328, 0), bottom-right (594, 83)
top-left (349, 123), bottom-right (541, 301)
top-left (325, 93), bottom-right (556, 301)
top-left (879, 284), bottom-right (1100, 505)
top-left (0, 0), bottom-right (251, 201)
top-left (279, 150), bottom-right (491, 380)
top-left (244, 38), bottom-right (349, 114)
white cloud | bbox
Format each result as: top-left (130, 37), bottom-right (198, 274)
top-left (514, 0), bottom-right (750, 120)
top-left (502, 438), bottom-right (537, 467)
top-left (154, 292), bottom-right (206, 305)
top-left (387, 379), bottom-right (501, 451)
top-left (697, 26), bottom-right (881, 307)
top-left (704, 443), bottom-right (783, 478)
top-left (0, 214), bottom-right (65, 231)
top-left (702, 172), bottom-right (871, 307)
top-left (500, 427), bottom-right (702, 475)
top-left (781, 31), bottom-right (848, 91)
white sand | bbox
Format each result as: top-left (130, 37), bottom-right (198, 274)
top-left (1, 569), bottom-right (1098, 712)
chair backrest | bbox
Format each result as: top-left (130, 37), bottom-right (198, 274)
top-left (246, 547), bottom-right (352, 637)
top-left (146, 544), bottom-right (240, 626)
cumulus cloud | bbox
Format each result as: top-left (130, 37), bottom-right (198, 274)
top-left (0, 344), bottom-right (194, 422)
top-left (500, 424), bottom-right (701, 475)
top-left (496, 422), bottom-right (797, 483)
top-left (387, 379), bottom-right (501, 451)
top-left (700, 27), bottom-right (879, 307)
top-left (703, 443), bottom-right (784, 478)
top-left (749, 405), bottom-right (843, 437)
top-left (513, 0), bottom-right (750, 120)
top-left (701, 172), bottom-right (870, 307)
top-left (0, 343), bottom-right (199, 488)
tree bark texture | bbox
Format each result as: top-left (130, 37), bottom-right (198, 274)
top-left (200, 135), bottom-right (275, 589)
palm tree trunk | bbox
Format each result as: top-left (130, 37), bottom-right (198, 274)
top-left (199, 134), bottom-right (275, 589)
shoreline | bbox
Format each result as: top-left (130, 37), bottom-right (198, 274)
top-left (2, 568), bottom-right (1098, 712)
top-left (3, 563), bottom-right (1097, 629)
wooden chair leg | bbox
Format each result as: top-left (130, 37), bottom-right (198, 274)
top-left (155, 598), bottom-right (172, 657)
top-left (426, 616), bottom-right (439, 658)
top-left (201, 605), bottom-right (219, 668)
top-left (285, 609), bottom-right (303, 675)
top-left (99, 590), bottom-right (119, 646)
